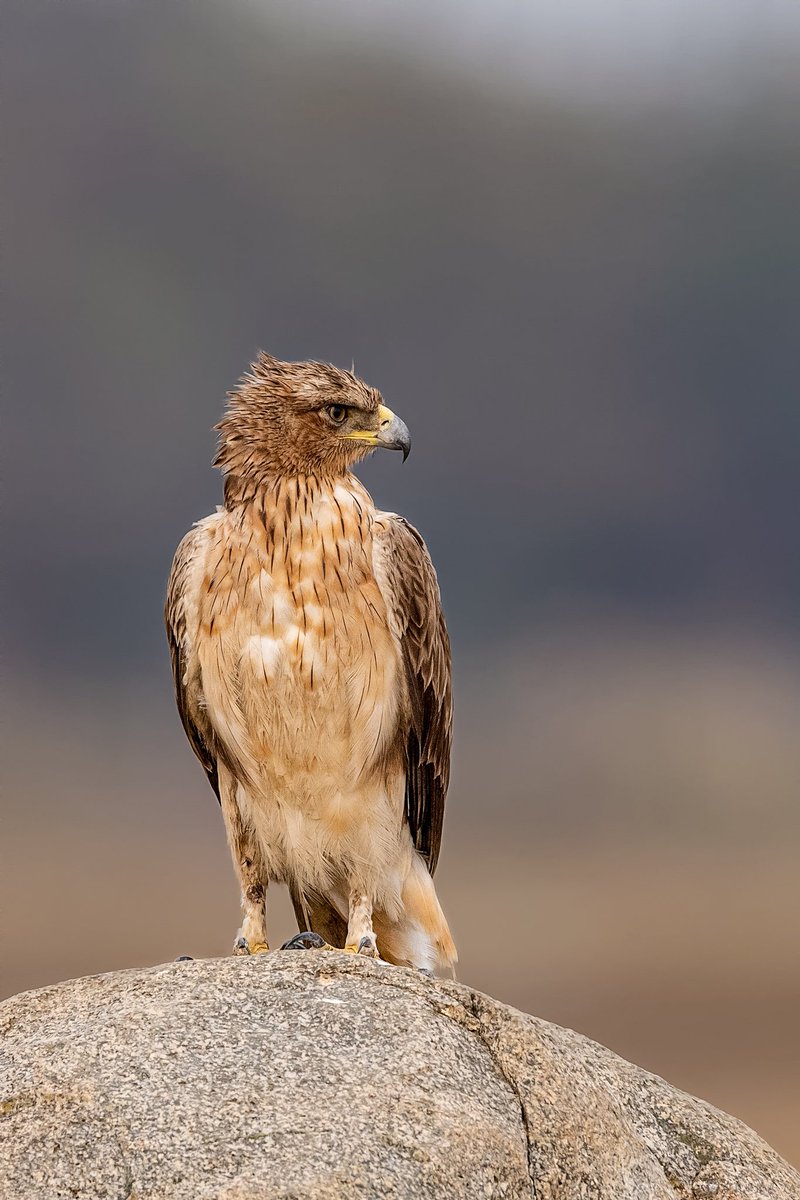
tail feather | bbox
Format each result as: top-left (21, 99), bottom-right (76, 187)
top-left (375, 854), bottom-right (457, 974)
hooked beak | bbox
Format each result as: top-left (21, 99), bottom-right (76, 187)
top-left (342, 404), bottom-right (411, 461)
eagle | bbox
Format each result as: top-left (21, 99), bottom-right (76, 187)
top-left (165, 353), bottom-right (456, 972)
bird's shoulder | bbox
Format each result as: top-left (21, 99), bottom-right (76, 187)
top-left (166, 512), bottom-right (225, 614)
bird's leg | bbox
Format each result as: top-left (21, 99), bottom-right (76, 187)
top-left (345, 889), bottom-right (380, 958)
top-left (232, 855), bottom-right (269, 956)
top-left (220, 783), bottom-right (269, 955)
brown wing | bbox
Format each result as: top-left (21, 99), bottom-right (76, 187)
top-left (165, 524), bottom-right (220, 802)
top-left (373, 515), bottom-right (452, 874)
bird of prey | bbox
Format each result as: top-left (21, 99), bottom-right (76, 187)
top-left (165, 353), bottom-right (456, 972)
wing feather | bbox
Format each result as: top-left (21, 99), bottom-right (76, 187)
top-left (373, 515), bottom-right (452, 874)
top-left (165, 524), bottom-right (220, 802)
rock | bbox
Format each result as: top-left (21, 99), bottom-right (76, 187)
top-left (0, 953), bottom-right (797, 1200)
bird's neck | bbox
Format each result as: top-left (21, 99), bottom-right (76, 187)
top-left (223, 471), bottom-right (372, 520)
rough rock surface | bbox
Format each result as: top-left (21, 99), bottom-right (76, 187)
top-left (1, 953), bottom-right (797, 1200)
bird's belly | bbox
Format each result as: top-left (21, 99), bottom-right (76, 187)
top-left (202, 587), bottom-right (405, 894)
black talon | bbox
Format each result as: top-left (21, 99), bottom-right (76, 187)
top-left (281, 931), bottom-right (326, 950)
top-left (233, 936), bottom-right (249, 954)
top-left (174, 955), bottom-right (194, 962)
top-left (356, 934), bottom-right (380, 959)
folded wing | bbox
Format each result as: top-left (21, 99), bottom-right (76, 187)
top-left (373, 515), bottom-right (452, 874)
top-left (165, 525), bottom-right (220, 802)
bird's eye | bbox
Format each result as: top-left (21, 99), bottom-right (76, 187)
top-left (327, 404), bottom-right (348, 425)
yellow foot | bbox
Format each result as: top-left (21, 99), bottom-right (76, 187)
top-left (233, 936), bottom-right (270, 956)
top-left (345, 936), bottom-right (380, 959)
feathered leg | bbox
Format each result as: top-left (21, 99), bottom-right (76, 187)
top-left (345, 888), bottom-right (380, 957)
top-left (282, 887), bottom-right (376, 957)
top-left (218, 769), bottom-right (269, 954)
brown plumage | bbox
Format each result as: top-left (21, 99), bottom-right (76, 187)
top-left (165, 353), bottom-right (455, 971)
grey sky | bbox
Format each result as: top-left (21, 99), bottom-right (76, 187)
top-left (248, 0), bottom-right (800, 103)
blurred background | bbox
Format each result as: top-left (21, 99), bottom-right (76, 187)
top-left (3, 0), bottom-right (799, 1165)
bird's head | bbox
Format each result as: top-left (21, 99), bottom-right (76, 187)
top-left (214, 353), bottom-right (410, 491)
